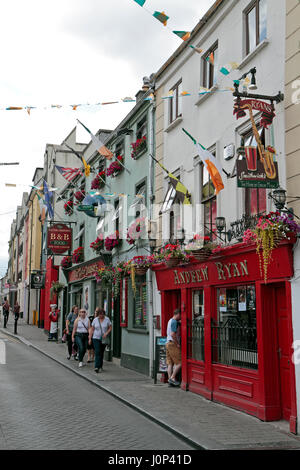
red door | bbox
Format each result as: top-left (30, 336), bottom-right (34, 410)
top-left (276, 286), bottom-right (292, 421)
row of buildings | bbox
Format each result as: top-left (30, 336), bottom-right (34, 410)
top-left (2, 0), bottom-right (300, 433)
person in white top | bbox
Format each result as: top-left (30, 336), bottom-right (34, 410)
top-left (72, 309), bottom-right (91, 368)
top-left (89, 308), bottom-right (112, 373)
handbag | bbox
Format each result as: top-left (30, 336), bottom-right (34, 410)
top-left (98, 318), bottom-right (110, 345)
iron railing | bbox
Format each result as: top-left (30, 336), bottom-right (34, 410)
top-left (211, 317), bottom-right (258, 370)
top-left (228, 212), bottom-right (264, 241)
top-left (187, 319), bottom-right (205, 362)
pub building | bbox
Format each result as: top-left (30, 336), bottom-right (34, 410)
top-left (152, 236), bottom-right (297, 432)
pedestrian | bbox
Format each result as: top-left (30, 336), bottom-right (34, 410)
top-left (3, 297), bottom-right (10, 329)
top-left (87, 311), bottom-right (95, 363)
top-left (48, 304), bottom-right (59, 341)
top-left (65, 305), bottom-right (79, 360)
top-left (72, 309), bottom-right (91, 368)
top-left (89, 308), bottom-right (112, 373)
top-left (166, 308), bottom-right (181, 387)
top-left (13, 301), bottom-right (20, 335)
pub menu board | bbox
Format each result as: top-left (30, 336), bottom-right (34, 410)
top-left (154, 336), bottom-right (168, 384)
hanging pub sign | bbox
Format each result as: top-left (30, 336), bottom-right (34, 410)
top-left (237, 151), bottom-right (279, 189)
top-left (30, 272), bottom-right (45, 289)
top-left (233, 98), bottom-right (275, 128)
top-left (47, 223), bottom-right (72, 254)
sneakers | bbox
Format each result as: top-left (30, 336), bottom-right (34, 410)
top-left (67, 355), bottom-right (71, 360)
top-left (94, 368), bottom-right (99, 373)
top-left (168, 378), bottom-right (180, 387)
top-left (79, 362), bottom-right (83, 368)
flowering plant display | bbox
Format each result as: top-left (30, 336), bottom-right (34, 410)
top-left (115, 260), bottom-right (132, 276)
top-left (72, 246), bottom-right (84, 264)
top-left (90, 234), bottom-right (104, 253)
top-left (160, 244), bottom-right (187, 261)
top-left (106, 156), bottom-right (124, 177)
top-left (74, 190), bottom-right (85, 202)
top-left (131, 255), bottom-right (152, 268)
top-left (64, 200), bottom-right (73, 215)
top-left (185, 235), bottom-right (211, 251)
top-left (50, 281), bottom-right (65, 296)
top-left (95, 266), bottom-right (121, 297)
top-left (104, 231), bottom-right (121, 251)
top-left (126, 217), bottom-right (146, 245)
top-left (131, 136), bottom-right (147, 159)
top-left (91, 171), bottom-right (106, 190)
top-left (61, 255), bottom-right (72, 269)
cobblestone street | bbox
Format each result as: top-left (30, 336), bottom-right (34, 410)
top-left (0, 331), bottom-right (194, 450)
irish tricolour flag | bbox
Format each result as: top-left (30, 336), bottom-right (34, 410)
top-left (77, 119), bottom-right (113, 160)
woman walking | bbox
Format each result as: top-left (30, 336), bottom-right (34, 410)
top-left (66, 305), bottom-right (79, 360)
top-left (87, 311), bottom-right (95, 363)
top-left (72, 309), bottom-right (90, 368)
top-left (3, 298), bottom-right (10, 328)
top-left (89, 308), bottom-right (112, 373)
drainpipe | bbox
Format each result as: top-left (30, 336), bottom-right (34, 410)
top-left (27, 198), bottom-right (34, 324)
top-left (148, 93), bottom-right (155, 378)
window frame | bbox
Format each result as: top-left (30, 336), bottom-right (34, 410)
top-left (201, 157), bottom-right (217, 241)
top-left (245, 0), bottom-right (267, 56)
top-left (202, 42), bottom-right (218, 89)
top-left (133, 276), bottom-right (147, 329)
top-left (169, 79), bottom-right (182, 124)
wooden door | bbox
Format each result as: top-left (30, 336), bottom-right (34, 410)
top-left (276, 285), bottom-right (292, 421)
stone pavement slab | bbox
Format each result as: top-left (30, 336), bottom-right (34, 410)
top-left (2, 320), bottom-right (300, 450)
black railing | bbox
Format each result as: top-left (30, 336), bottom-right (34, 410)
top-left (228, 212), bottom-right (264, 242)
top-left (211, 318), bottom-right (258, 370)
top-left (187, 319), bottom-right (205, 362)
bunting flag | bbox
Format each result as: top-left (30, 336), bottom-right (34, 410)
top-left (206, 52), bottom-right (214, 65)
top-left (182, 128), bottom-right (224, 195)
top-left (36, 190), bottom-right (47, 225)
top-left (173, 31), bottom-right (191, 41)
top-left (162, 91), bottom-right (174, 99)
top-left (220, 62), bottom-right (239, 75)
top-left (180, 91), bottom-right (191, 96)
top-left (134, 0), bottom-right (146, 6)
top-left (42, 180), bottom-right (54, 219)
top-left (77, 119), bottom-right (113, 159)
top-left (189, 45), bottom-right (203, 54)
top-left (153, 11), bottom-right (169, 26)
top-left (150, 155), bottom-right (191, 205)
top-left (55, 165), bottom-right (83, 182)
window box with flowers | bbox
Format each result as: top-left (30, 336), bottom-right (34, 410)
top-left (74, 190), bottom-right (85, 203)
top-left (90, 234), bottom-right (104, 254)
top-left (61, 255), bottom-right (72, 269)
top-left (185, 235), bottom-right (217, 261)
top-left (131, 136), bottom-right (147, 160)
top-left (64, 200), bottom-right (73, 216)
top-left (126, 217), bottom-right (146, 245)
top-left (160, 244), bottom-right (188, 268)
top-left (106, 156), bottom-right (124, 178)
top-left (104, 231), bottom-right (121, 251)
top-left (72, 246), bottom-right (84, 264)
top-left (242, 211), bottom-right (300, 282)
top-left (91, 170), bottom-right (106, 190)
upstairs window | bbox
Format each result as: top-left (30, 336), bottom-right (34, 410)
top-left (201, 160), bottom-right (217, 241)
top-left (202, 43), bottom-right (218, 89)
top-left (169, 80), bottom-right (182, 124)
top-left (245, 0), bottom-right (267, 55)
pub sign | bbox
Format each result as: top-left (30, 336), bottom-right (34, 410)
top-left (47, 224), bottom-right (72, 254)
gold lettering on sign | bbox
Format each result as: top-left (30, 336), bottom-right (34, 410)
top-left (180, 272), bottom-right (186, 284)
top-left (232, 263), bottom-right (240, 277)
top-left (240, 260), bottom-right (248, 276)
top-left (224, 264), bottom-right (232, 278)
top-left (196, 270), bottom-right (202, 282)
top-left (174, 270), bottom-right (180, 285)
top-left (185, 272), bottom-right (191, 283)
top-left (201, 267), bottom-right (208, 280)
top-left (191, 271), bottom-right (196, 283)
top-left (215, 262), bottom-right (226, 280)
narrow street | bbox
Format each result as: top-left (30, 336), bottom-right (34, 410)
top-left (0, 331), bottom-right (194, 450)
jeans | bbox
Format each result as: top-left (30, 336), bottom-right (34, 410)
top-left (75, 333), bottom-right (88, 362)
top-left (67, 333), bottom-right (77, 357)
top-left (93, 338), bottom-right (106, 370)
top-left (3, 313), bottom-right (9, 328)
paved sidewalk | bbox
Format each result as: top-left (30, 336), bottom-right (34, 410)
top-left (2, 320), bottom-right (300, 450)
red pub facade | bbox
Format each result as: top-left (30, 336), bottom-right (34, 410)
top-left (153, 238), bottom-right (297, 433)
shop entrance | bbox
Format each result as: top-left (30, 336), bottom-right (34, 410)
top-left (162, 290), bottom-right (181, 334)
top-left (275, 284), bottom-right (292, 421)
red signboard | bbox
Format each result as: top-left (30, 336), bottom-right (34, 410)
top-left (47, 224), bottom-right (72, 254)
top-left (68, 260), bottom-right (104, 283)
top-left (233, 98), bottom-right (275, 128)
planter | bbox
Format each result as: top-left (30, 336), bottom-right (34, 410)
top-left (165, 257), bottom-right (181, 268)
top-left (134, 266), bottom-right (149, 276)
top-left (190, 249), bottom-right (212, 261)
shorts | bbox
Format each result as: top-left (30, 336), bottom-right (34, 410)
top-left (166, 342), bottom-right (181, 366)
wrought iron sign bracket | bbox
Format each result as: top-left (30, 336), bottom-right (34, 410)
top-left (233, 83), bottom-right (284, 104)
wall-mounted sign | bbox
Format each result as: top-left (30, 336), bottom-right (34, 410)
top-left (224, 143), bottom-right (235, 160)
top-left (236, 158), bottom-right (279, 188)
top-left (30, 272), bottom-right (45, 289)
top-left (233, 98), bottom-right (275, 128)
top-left (47, 224), bottom-right (72, 254)
top-left (68, 260), bottom-right (104, 283)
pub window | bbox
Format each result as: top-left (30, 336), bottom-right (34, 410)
top-left (243, 128), bottom-right (267, 216)
top-left (133, 276), bottom-right (147, 328)
top-left (212, 285), bottom-right (258, 370)
top-left (202, 43), bottom-right (218, 89)
top-left (79, 223), bottom-right (85, 248)
top-left (188, 290), bottom-right (205, 362)
top-left (113, 199), bottom-right (121, 234)
top-left (169, 79), bottom-right (182, 124)
top-left (201, 162), bottom-right (216, 241)
top-left (132, 181), bottom-right (146, 218)
top-left (136, 116), bottom-right (147, 141)
top-left (115, 140), bottom-right (124, 159)
top-left (245, 0), bottom-right (267, 56)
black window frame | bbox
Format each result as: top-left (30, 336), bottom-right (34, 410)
top-left (202, 42), bottom-right (218, 90)
top-left (169, 79), bottom-right (182, 124)
top-left (245, 0), bottom-right (267, 56)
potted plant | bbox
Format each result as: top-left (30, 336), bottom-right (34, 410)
top-left (95, 266), bottom-right (121, 297)
top-left (160, 244), bottom-right (187, 268)
top-left (90, 234), bottom-right (105, 254)
top-left (106, 156), bottom-right (124, 178)
top-left (72, 246), bottom-right (84, 264)
top-left (126, 217), bottom-right (146, 245)
top-left (91, 170), bottom-right (106, 190)
top-left (131, 255), bottom-right (151, 276)
top-left (64, 200), bottom-right (73, 216)
top-left (131, 136), bottom-right (147, 159)
top-left (74, 190), bottom-right (85, 203)
top-left (116, 260), bottom-right (132, 277)
top-left (50, 281), bottom-right (65, 296)
top-left (104, 231), bottom-right (121, 251)
top-left (185, 235), bottom-right (216, 261)
top-left (61, 255), bottom-right (72, 269)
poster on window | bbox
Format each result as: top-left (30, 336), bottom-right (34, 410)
top-left (83, 285), bottom-right (90, 316)
top-left (247, 286), bottom-right (256, 310)
top-left (219, 288), bottom-right (227, 312)
top-left (238, 287), bottom-right (247, 311)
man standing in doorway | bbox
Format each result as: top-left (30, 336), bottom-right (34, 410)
top-left (166, 308), bottom-right (181, 387)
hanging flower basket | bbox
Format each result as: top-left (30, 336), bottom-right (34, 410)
top-left (131, 136), bottom-right (147, 160)
top-left (61, 255), bottom-right (72, 269)
top-left (104, 231), bottom-right (121, 251)
top-left (72, 246), bottom-right (84, 264)
top-left (91, 171), bottom-right (106, 190)
top-left (74, 190), bottom-right (85, 203)
top-left (90, 234), bottom-right (105, 254)
top-left (50, 281), bottom-right (65, 296)
top-left (185, 238), bottom-right (216, 262)
top-left (106, 156), bottom-right (124, 178)
top-left (131, 255), bottom-right (152, 276)
top-left (160, 244), bottom-right (188, 268)
top-left (64, 200), bottom-right (73, 216)
top-left (126, 217), bottom-right (146, 245)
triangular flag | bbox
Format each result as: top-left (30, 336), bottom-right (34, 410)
top-left (153, 11), bottom-right (169, 26)
top-left (77, 119), bottom-right (113, 160)
top-left (173, 31), bottom-right (191, 41)
top-left (180, 91), bottom-right (191, 96)
top-left (82, 157), bottom-right (91, 177)
top-left (134, 0), bottom-right (146, 6)
top-left (206, 52), bottom-right (214, 65)
top-left (189, 45), bottom-right (203, 54)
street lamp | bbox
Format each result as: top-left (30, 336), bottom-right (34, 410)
top-left (271, 187), bottom-right (287, 212)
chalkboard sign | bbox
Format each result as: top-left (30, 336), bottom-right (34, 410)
top-left (154, 336), bottom-right (168, 384)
